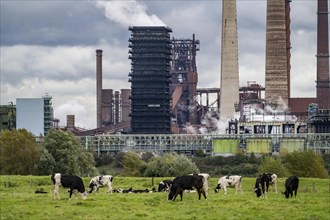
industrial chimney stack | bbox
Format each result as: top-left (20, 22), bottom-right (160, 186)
top-left (96, 49), bottom-right (103, 128)
top-left (316, 0), bottom-right (330, 109)
top-left (219, 0), bottom-right (239, 123)
top-left (265, 0), bottom-right (289, 107)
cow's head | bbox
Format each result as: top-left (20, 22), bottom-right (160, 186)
top-left (158, 182), bottom-right (165, 192)
top-left (283, 190), bottom-right (289, 199)
top-left (253, 186), bottom-right (262, 197)
top-left (81, 191), bottom-right (88, 200)
top-left (88, 182), bottom-right (97, 193)
top-left (214, 184), bottom-right (222, 193)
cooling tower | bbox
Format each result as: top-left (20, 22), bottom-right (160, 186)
top-left (265, 0), bottom-right (289, 107)
top-left (316, 0), bottom-right (330, 109)
top-left (219, 0), bottom-right (239, 123)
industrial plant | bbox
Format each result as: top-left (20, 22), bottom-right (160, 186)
top-left (1, 0), bottom-right (329, 155)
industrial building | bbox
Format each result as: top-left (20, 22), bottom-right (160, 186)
top-left (128, 26), bottom-right (173, 134)
top-left (15, 94), bottom-right (53, 136)
top-left (0, 103), bottom-right (16, 131)
top-left (1, 1), bottom-right (329, 155)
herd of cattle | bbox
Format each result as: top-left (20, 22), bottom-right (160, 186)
top-left (51, 172), bottom-right (299, 201)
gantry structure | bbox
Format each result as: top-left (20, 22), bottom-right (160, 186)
top-left (79, 133), bottom-right (330, 155)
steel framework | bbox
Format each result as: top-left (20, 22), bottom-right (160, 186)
top-left (79, 133), bottom-right (330, 155)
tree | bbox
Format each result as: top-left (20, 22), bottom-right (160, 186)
top-left (257, 156), bottom-right (289, 177)
top-left (0, 129), bottom-right (40, 175)
top-left (144, 153), bottom-right (199, 177)
top-left (42, 129), bottom-right (97, 176)
top-left (121, 151), bottom-right (146, 177)
top-left (78, 150), bottom-right (99, 176)
top-left (282, 150), bottom-right (328, 178)
top-left (36, 148), bottom-right (56, 175)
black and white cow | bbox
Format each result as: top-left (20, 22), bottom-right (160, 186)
top-left (88, 175), bottom-right (113, 193)
top-left (214, 175), bottom-right (243, 195)
top-left (253, 173), bottom-right (271, 198)
top-left (158, 179), bottom-right (173, 192)
top-left (269, 173), bottom-right (279, 193)
top-left (190, 173), bottom-right (210, 195)
top-left (284, 176), bottom-right (299, 199)
top-left (168, 175), bottom-right (207, 201)
top-left (261, 173), bottom-right (279, 193)
top-left (51, 173), bottom-right (87, 200)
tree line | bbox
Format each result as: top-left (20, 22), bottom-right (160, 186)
top-left (0, 129), bottom-right (328, 178)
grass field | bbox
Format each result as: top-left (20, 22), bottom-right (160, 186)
top-left (0, 175), bottom-right (329, 220)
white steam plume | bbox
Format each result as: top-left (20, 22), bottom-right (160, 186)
top-left (94, 0), bottom-right (166, 26)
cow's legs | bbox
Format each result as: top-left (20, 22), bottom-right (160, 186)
top-left (108, 184), bottom-right (113, 193)
top-left (179, 191), bottom-right (183, 201)
top-left (201, 189), bottom-right (207, 200)
top-left (54, 183), bottom-right (60, 200)
top-left (69, 188), bottom-right (73, 200)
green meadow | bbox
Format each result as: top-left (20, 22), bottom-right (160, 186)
top-left (0, 175), bottom-right (329, 220)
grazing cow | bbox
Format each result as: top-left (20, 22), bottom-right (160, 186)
top-left (253, 173), bottom-right (271, 198)
top-left (51, 173), bottom-right (87, 200)
top-left (284, 176), bottom-right (299, 199)
top-left (268, 173), bottom-right (279, 193)
top-left (158, 179), bottom-right (173, 192)
top-left (190, 173), bottom-right (210, 195)
top-left (214, 175), bottom-right (243, 195)
top-left (168, 175), bottom-right (207, 201)
top-left (88, 175), bottom-right (113, 193)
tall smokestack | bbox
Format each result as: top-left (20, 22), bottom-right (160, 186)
top-left (265, 0), bottom-right (289, 107)
top-left (219, 0), bottom-right (239, 124)
top-left (316, 0), bottom-right (330, 109)
top-left (96, 49), bottom-right (103, 128)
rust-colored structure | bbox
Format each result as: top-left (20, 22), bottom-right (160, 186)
top-left (96, 49), bottom-right (103, 128)
top-left (316, 0), bottom-right (330, 109)
top-left (171, 35), bottom-right (199, 127)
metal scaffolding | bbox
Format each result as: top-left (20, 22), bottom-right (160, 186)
top-left (79, 133), bottom-right (330, 155)
top-left (128, 26), bottom-right (172, 134)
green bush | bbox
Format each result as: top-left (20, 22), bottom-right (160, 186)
top-left (144, 153), bottom-right (199, 177)
top-left (282, 150), bottom-right (328, 178)
top-left (257, 156), bottom-right (290, 177)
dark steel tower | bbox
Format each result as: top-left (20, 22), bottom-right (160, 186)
top-left (128, 26), bottom-right (172, 134)
top-left (316, 0), bottom-right (330, 109)
top-left (96, 49), bottom-right (103, 128)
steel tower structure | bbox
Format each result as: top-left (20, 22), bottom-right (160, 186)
top-left (128, 26), bottom-right (172, 134)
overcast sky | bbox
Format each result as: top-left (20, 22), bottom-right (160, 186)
top-left (0, 0), bottom-right (323, 129)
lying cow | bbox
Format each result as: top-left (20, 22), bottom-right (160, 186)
top-left (253, 173), bottom-right (271, 198)
top-left (284, 176), bottom-right (299, 199)
top-left (158, 179), bottom-right (173, 192)
top-left (214, 175), bottom-right (243, 195)
top-left (168, 175), bottom-right (207, 201)
top-left (51, 173), bottom-right (87, 200)
top-left (88, 175), bottom-right (113, 193)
